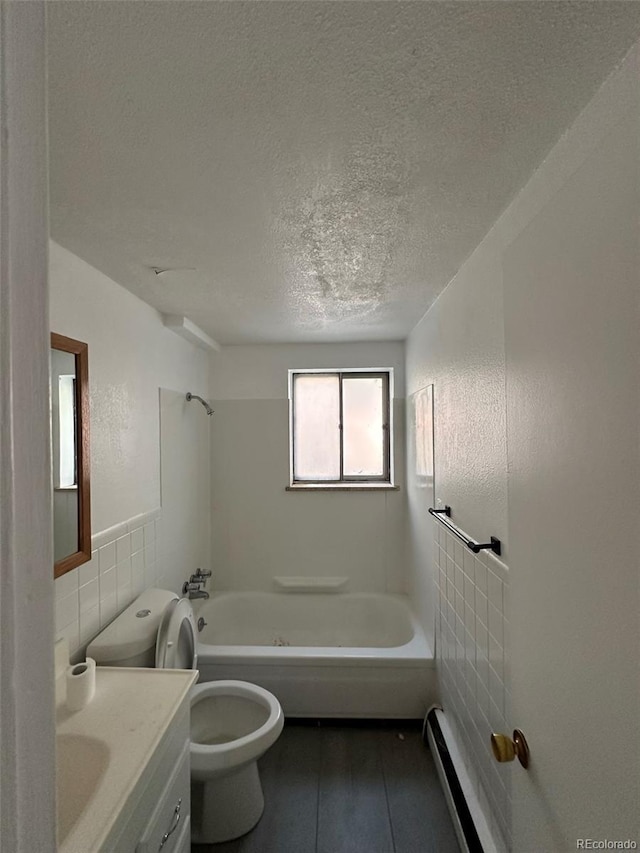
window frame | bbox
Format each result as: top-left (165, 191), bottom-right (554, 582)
top-left (288, 368), bottom-right (394, 487)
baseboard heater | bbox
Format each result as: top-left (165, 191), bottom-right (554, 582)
top-left (423, 707), bottom-right (484, 853)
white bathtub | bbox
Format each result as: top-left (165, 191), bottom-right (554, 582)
top-left (193, 592), bottom-right (435, 718)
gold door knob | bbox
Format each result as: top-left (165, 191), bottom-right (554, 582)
top-left (491, 729), bottom-right (530, 769)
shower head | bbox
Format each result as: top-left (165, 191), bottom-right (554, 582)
top-left (186, 392), bottom-right (214, 416)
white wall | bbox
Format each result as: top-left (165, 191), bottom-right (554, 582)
top-left (159, 389), bottom-right (211, 594)
top-left (406, 41), bottom-right (640, 851)
top-left (209, 342), bottom-right (405, 400)
top-left (50, 241), bottom-right (210, 656)
top-left (209, 343), bottom-right (406, 593)
top-left (405, 241), bottom-right (507, 647)
top-left (50, 241), bottom-right (209, 533)
top-left (503, 70), bottom-right (639, 850)
top-left (405, 167), bottom-right (511, 849)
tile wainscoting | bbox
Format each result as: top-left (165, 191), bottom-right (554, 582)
top-left (54, 508), bottom-right (162, 658)
top-left (433, 520), bottom-right (511, 851)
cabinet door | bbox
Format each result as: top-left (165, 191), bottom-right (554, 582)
top-left (173, 815), bottom-right (192, 853)
top-left (136, 742), bottom-right (190, 853)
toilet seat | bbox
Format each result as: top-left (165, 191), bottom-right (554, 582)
top-left (155, 597), bottom-right (198, 670)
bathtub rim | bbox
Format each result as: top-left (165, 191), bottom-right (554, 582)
top-left (193, 591), bottom-right (434, 669)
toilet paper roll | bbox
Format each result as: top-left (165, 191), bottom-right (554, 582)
top-left (66, 657), bottom-right (96, 711)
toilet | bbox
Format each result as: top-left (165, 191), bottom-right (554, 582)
top-left (87, 588), bottom-right (284, 844)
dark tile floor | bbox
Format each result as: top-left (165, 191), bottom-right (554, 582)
top-left (193, 721), bottom-right (460, 853)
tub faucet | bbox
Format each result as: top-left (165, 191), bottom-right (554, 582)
top-left (183, 568), bottom-right (212, 599)
top-left (183, 582), bottom-right (209, 599)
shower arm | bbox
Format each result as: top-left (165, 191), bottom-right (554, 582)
top-left (186, 392), bottom-right (214, 416)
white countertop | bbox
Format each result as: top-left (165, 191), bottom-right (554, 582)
top-left (56, 666), bottom-right (196, 853)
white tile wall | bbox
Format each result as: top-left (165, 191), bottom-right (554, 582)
top-left (54, 508), bottom-right (161, 659)
top-left (433, 520), bottom-right (511, 851)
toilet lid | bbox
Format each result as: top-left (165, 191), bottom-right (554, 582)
top-left (155, 597), bottom-right (198, 670)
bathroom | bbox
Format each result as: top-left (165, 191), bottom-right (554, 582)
top-left (2, 3), bottom-right (639, 852)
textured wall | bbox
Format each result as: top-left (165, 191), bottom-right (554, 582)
top-left (405, 176), bottom-right (509, 851)
top-left (504, 102), bottom-right (639, 849)
top-left (50, 243), bottom-right (210, 655)
top-left (49, 241), bottom-right (210, 534)
top-left (406, 39), bottom-right (639, 852)
top-left (209, 342), bottom-right (405, 400)
top-left (405, 232), bottom-right (507, 648)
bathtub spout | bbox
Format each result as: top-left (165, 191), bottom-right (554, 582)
top-left (190, 589), bottom-right (210, 599)
top-left (183, 581), bottom-right (210, 599)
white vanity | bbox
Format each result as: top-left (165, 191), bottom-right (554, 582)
top-left (56, 660), bottom-right (197, 853)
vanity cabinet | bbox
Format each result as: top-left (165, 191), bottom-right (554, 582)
top-left (56, 666), bottom-right (197, 853)
top-left (101, 698), bottom-right (191, 853)
top-left (136, 742), bottom-right (190, 853)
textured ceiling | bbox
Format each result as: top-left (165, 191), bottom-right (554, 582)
top-left (47, 2), bottom-right (640, 344)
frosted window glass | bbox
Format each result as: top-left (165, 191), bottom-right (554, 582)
top-left (343, 377), bottom-right (384, 477)
top-left (293, 375), bottom-right (340, 480)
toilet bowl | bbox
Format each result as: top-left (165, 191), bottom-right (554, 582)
top-left (87, 588), bottom-right (284, 844)
top-left (190, 680), bottom-right (284, 842)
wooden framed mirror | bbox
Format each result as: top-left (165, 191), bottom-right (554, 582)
top-left (51, 333), bottom-right (91, 578)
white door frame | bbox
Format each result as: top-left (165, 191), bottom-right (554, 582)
top-left (0, 3), bottom-right (56, 851)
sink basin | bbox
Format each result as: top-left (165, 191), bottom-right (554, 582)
top-left (56, 733), bottom-right (110, 844)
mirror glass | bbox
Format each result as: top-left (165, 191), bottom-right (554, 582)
top-left (51, 334), bottom-right (91, 578)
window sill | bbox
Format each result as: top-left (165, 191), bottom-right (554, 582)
top-left (286, 484), bottom-right (399, 492)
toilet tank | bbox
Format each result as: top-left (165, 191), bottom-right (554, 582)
top-left (87, 588), bottom-right (178, 667)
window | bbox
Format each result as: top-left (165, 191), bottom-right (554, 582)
top-left (288, 370), bottom-right (393, 487)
